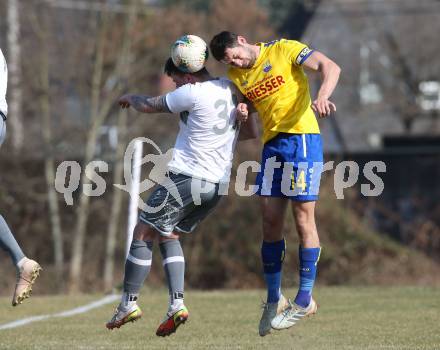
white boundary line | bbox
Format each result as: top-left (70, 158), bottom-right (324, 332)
top-left (0, 294), bottom-right (120, 330)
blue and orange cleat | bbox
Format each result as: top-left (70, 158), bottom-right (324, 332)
top-left (156, 305), bottom-right (189, 337)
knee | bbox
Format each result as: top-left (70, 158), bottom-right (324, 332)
top-left (158, 232), bottom-right (180, 243)
top-left (262, 209), bottom-right (277, 227)
top-left (293, 204), bottom-right (316, 234)
top-left (262, 210), bottom-right (283, 240)
top-left (133, 222), bottom-right (156, 241)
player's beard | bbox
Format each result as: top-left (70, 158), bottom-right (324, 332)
top-left (244, 47), bottom-right (257, 68)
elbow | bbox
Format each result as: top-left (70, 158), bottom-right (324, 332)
top-left (333, 62), bottom-right (341, 78)
top-left (322, 60), bottom-right (341, 78)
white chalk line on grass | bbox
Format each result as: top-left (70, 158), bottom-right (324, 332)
top-left (0, 294), bottom-right (120, 330)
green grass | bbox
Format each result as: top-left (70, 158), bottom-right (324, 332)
top-left (0, 287), bottom-right (439, 350)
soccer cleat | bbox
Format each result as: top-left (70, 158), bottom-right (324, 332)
top-left (12, 258), bottom-right (42, 306)
top-left (259, 294), bottom-right (289, 337)
top-left (106, 304), bottom-right (143, 330)
top-left (271, 297), bottom-right (318, 330)
top-left (156, 305), bottom-right (189, 337)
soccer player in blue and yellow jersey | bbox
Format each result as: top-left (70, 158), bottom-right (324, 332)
top-left (210, 32), bottom-right (341, 336)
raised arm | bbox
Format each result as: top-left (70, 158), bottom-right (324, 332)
top-left (239, 112), bottom-right (258, 141)
top-left (302, 51), bottom-right (341, 118)
top-left (118, 94), bottom-right (171, 114)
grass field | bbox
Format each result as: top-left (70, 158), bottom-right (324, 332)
top-left (0, 287), bottom-right (438, 350)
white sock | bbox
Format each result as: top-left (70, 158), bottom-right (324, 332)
top-left (168, 295), bottom-right (184, 313)
top-left (16, 257), bottom-right (27, 270)
top-left (120, 292), bottom-right (138, 311)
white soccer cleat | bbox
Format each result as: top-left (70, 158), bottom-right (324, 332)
top-left (258, 294), bottom-right (289, 337)
top-left (271, 298), bottom-right (318, 330)
top-left (106, 303), bottom-right (143, 330)
top-left (12, 258), bottom-right (42, 306)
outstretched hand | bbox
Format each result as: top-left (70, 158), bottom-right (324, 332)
top-left (311, 97), bottom-right (336, 118)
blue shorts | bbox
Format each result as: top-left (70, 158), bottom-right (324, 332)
top-left (256, 133), bottom-right (323, 201)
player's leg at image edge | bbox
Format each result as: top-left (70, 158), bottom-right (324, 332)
top-left (0, 215), bottom-right (42, 306)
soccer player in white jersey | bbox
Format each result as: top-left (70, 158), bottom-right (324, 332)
top-left (0, 48), bottom-right (42, 306)
top-left (106, 57), bottom-right (257, 336)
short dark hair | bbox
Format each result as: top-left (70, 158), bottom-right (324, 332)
top-left (209, 31), bottom-right (239, 61)
top-left (164, 57), bottom-right (209, 77)
top-left (164, 57), bottom-right (182, 76)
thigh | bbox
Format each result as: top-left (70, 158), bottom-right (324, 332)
top-left (139, 173), bottom-right (221, 236)
top-left (139, 173), bottom-right (196, 236)
top-left (175, 179), bottom-right (221, 234)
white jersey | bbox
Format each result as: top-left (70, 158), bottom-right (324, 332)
top-left (0, 49), bottom-right (7, 117)
top-left (165, 78), bottom-right (240, 183)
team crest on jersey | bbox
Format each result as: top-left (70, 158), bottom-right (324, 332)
top-left (263, 61), bottom-right (272, 73)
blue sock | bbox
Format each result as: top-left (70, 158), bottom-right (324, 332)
top-left (261, 239), bottom-right (285, 303)
top-left (294, 246), bottom-right (321, 308)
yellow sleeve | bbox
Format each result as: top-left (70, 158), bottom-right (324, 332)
top-left (280, 39), bottom-right (314, 66)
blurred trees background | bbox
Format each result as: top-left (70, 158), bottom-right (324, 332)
top-left (0, 0), bottom-right (438, 294)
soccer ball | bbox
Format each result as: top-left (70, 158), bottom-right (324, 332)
top-left (171, 35), bottom-right (209, 73)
